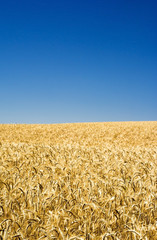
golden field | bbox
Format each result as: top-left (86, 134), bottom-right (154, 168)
top-left (0, 122), bottom-right (157, 240)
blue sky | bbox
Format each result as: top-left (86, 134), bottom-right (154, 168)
top-left (0, 0), bottom-right (157, 123)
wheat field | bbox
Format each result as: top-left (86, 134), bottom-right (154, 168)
top-left (0, 122), bottom-right (157, 240)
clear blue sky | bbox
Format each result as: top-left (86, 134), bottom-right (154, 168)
top-left (0, 0), bottom-right (157, 123)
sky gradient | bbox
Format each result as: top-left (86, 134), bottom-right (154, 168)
top-left (0, 0), bottom-right (157, 123)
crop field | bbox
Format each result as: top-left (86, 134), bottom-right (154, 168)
top-left (0, 122), bottom-right (157, 240)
